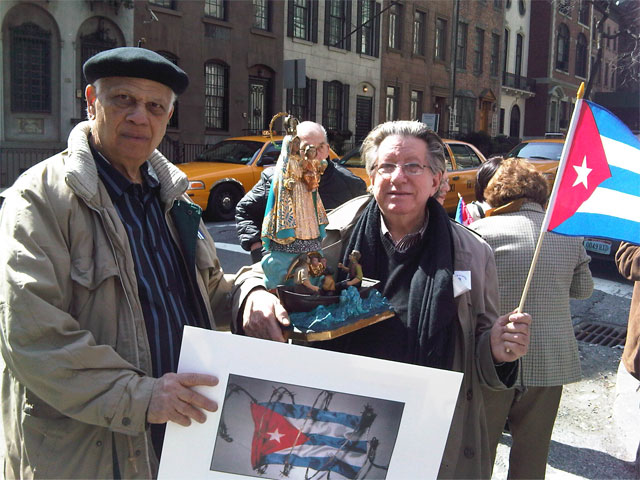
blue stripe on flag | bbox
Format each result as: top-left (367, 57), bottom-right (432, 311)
top-left (258, 402), bottom-right (361, 429)
top-left (552, 212), bottom-right (640, 244)
top-left (304, 434), bottom-right (368, 453)
top-left (261, 453), bottom-right (361, 479)
top-left (588, 101), bottom-right (640, 150)
top-left (599, 166), bottom-right (640, 196)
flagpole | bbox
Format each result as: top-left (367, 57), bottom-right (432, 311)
top-left (516, 83), bottom-right (586, 313)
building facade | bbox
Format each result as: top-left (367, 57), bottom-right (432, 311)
top-left (499, 0), bottom-right (535, 139)
top-left (524, 0), bottom-right (592, 136)
top-left (283, 0), bottom-right (382, 151)
top-left (136, 0), bottom-right (285, 146)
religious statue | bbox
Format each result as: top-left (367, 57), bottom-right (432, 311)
top-left (261, 114), bottom-right (328, 289)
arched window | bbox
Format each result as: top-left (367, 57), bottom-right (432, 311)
top-left (556, 23), bottom-right (569, 71)
top-left (509, 105), bottom-right (521, 138)
top-left (10, 22), bottom-right (51, 113)
top-left (575, 33), bottom-right (587, 77)
top-left (204, 61), bottom-right (229, 130)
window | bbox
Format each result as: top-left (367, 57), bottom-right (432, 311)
top-left (494, 0), bottom-right (502, 8)
top-left (578, 0), bottom-right (589, 25)
top-left (575, 33), bottom-right (587, 77)
top-left (490, 33), bottom-right (500, 76)
top-left (10, 22), bottom-right (51, 113)
top-left (357, 0), bottom-right (380, 57)
top-left (388, 3), bottom-right (401, 49)
top-left (454, 96), bottom-right (475, 135)
top-left (410, 90), bottom-right (422, 121)
top-left (435, 18), bottom-right (447, 61)
top-left (386, 86), bottom-right (398, 121)
top-left (556, 23), bottom-right (569, 71)
top-left (205, 62), bottom-right (228, 130)
top-left (325, 0), bottom-right (349, 49)
top-left (499, 108), bottom-right (505, 134)
top-left (604, 63), bottom-right (609, 86)
top-left (509, 105), bottom-right (520, 137)
top-left (515, 34), bottom-right (523, 77)
top-left (558, 0), bottom-right (571, 16)
top-left (253, 0), bottom-right (269, 30)
top-left (413, 10), bottom-right (426, 56)
top-left (205, 0), bottom-right (225, 19)
top-left (473, 28), bottom-right (484, 74)
top-left (150, 0), bottom-right (175, 8)
top-left (322, 81), bottom-right (348, 131)
top-left (288, 0), bottom-right (318, 42)
top-left (611, 69), bottom-right (615, 88)
top-left (503, 28), bottom-right (509, 74)
top-left (549, 100), bottom-right (558, 131)
top-left (456, 22), bottom-right (468, 69)
top-left (518, 0), bottom-right (526, 16)
top-left (286, 77), bottom-right (316, 121)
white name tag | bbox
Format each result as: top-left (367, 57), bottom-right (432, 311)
top-left (453, 270), bottom-right (471, 297)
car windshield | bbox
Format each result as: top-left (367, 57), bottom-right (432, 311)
top-left (339, 147), bottom-right (364, 168)
top-left (195, 140), bottom-right (266, 164)
top-left (507, 142), bottom-right (564, 161)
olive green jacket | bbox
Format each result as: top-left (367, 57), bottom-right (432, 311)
top-left (0, 122), bottom-right (232, 479)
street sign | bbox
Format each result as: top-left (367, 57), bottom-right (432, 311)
top-left (421, 113), bottom-right (439, 132)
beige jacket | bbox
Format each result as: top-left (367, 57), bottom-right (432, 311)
top-left (232, 195), bottom-right (516, 479)
top-left (0, 122), bottom-right (232, 479)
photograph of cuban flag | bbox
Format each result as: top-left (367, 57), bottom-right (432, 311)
top-left (210, 375), bottom-right (404, 479)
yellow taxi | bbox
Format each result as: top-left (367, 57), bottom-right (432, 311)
top-left (504, 137), bottom-right (562, 187)
top-left (178, 134), bottom-right (338, 220)
top-left (338, 139), bottom-right (488, 214)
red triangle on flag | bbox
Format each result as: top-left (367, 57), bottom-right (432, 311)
top-left (250, 403), bottom-right (310, 468)
top-left (548, 102), bottom-right (612, 231)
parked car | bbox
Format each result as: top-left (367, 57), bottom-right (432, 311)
top-left (504, 137), bottom-right (562, 187)
top-left (178, 134), bottom-right (338, 220)
top-left (338, 139), bottom-right (487, 214)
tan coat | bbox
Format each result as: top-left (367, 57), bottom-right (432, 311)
top-left (232, 195), bottom-right (516, 479)
top-left (616, 242), bottom-right (640, 379)
top-left (0, 122), bottom-right (232, 479)
top-left (471, 202), bottom-right (594, 386)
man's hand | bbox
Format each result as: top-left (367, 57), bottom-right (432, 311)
top-left (490, 311), bottom-right (531, 364)
top-left (147, 373), bottom-right (218, 427)
top-left (242, 289), bottom-right (290, 342)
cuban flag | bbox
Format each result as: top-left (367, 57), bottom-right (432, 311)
top-left (455, 194), bottom-right (472, 226)
top-left (250, 401), bottom-right (373, 479)
top-left (543, 98), bottom-right (640, 244)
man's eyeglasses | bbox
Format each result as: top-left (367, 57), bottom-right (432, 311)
top-left (376, 162), bottom-right (429, 177)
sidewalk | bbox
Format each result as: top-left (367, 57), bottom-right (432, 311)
top-left (493, 342), bottom-right (637, 480)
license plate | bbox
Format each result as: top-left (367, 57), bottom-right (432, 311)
top-left (584, 238), bottom-right (612, 255)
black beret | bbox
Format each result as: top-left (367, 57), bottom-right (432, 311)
top-left (83, 47), bottom-right (189, 95)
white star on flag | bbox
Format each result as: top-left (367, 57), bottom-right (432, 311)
top-left (266, 428), bottom-right (285, 443)
top-left (572, 156), bottom-right (592, 188)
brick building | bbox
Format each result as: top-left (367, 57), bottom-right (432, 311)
top-left (135, 0), bottom-right (284, 146)
top-left (524, 0), bottom-right (592, 136)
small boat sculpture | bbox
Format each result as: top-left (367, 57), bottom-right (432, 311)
top-left (278, 278), bottom-right (395, 342)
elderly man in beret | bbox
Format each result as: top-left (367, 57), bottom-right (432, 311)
top-left (0, 47), bottom-right (234, 478)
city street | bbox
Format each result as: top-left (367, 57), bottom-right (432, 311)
top-left (0, 221), bottom-right (635, 479)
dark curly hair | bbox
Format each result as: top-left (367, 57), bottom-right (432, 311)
top-left (483, 158), bottom-right (549, 208)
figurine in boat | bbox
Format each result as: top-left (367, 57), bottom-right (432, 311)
top-left (336, 249), bottom-right (363, 290)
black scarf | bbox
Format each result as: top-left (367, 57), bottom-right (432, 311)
top-left (339, 197), bottom-right (456, 370)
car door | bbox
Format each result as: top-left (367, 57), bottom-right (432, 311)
top-left (444, 142), bottom-right (485, 213)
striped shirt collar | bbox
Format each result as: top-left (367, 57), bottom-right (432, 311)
top-left (90, 143), bottom-right (159, 199)
top-left (380, 208), bottom-right (429, 253)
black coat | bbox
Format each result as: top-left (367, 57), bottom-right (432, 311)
top-left (235, 160), bottom-right (367, 252)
